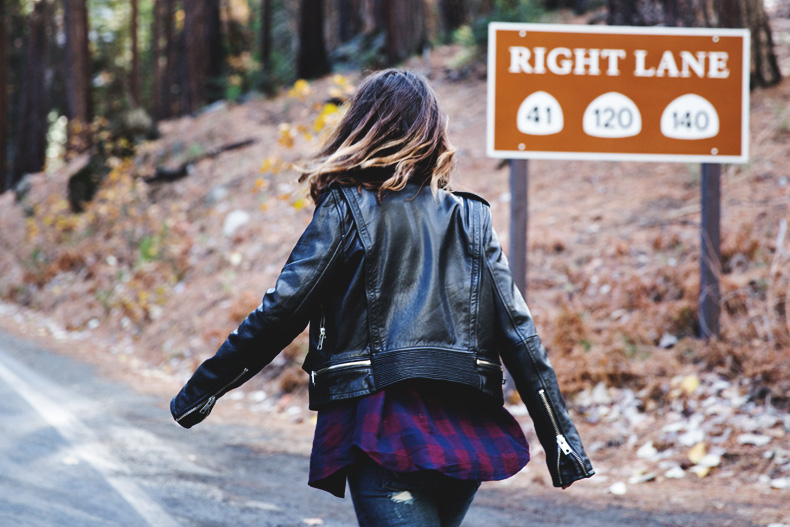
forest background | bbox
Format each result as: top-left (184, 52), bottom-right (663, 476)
top-left (0, 0), bottom-right (789, 523)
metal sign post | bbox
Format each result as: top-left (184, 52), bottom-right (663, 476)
top-left (700, 163), bottom-right (721, 338)
top-left (509, 159), bottom-right (529, 300)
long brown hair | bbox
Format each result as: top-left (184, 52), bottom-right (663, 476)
top-left (299, 69), bottom-right (456, 202)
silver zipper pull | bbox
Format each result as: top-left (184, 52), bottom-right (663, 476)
top-left (311, 371), bottom-right (316, 385)
top-left (199, 396), bottom-right (217, 415)
top-left (317, 327), bottom-right (326, 350)
top-left (557, 434), bottom-right (573, 455)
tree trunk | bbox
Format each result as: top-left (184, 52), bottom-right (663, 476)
top-left (713, 0), bottom-right (781, 87)
top-left (439, 0), bottom-right (465, 44)
top-left (205, 0), bottom-right (223, 102)
top-left (297, 0), bottom-right (331, 79)
top-left (606, 0), bottom-right (658, 25)
top-left (0, 0), bottom-right (7, 193)
top-left (385, 0), bottom-right (425, 65)
top-left (663, 0), bottom-right (697, 26)
top-left (160, 0), bottom-right (176, 119)
top-left (260, 0), bottom-right (272, 73)
top-left (11, 0), bottom-right (49, 185)
top-left (130, 0), bottom-right (140, 107)
top-left (338, 0), bottom-right (363, 43)
top-left (151, 0), bottom-right (162, 119)
top-left (544, 0), bottom-right (587, 14)
top-left (63, 0), bottom-right (92, 151)
top-left (182, 0), bottom-right (207, 113)
top-left (182, 0), bottom-right (222, 111)
top-left (370, 0), bottom-right (387, 33)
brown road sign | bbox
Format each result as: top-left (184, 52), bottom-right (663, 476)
top-left (487, 23), bottom-right (750, 163)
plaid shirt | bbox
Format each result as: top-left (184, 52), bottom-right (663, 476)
top-left (308, 381), bottom-right (530, 498)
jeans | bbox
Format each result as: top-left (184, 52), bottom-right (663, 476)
top-left (347, 456), bottom-right (481, 527)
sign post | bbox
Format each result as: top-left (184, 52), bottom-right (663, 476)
top-left (509, 159), bottom-right (529, 299)
top-left (700, 163), bottom-right (722, 338)
top-left (487, 23), bottom-right (749, 339)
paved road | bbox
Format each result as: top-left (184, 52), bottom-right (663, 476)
top-left (0, 329), bottom-right (756, 527)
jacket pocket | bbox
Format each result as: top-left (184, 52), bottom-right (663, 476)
top-left (310, 359), bottom-right (371, 385)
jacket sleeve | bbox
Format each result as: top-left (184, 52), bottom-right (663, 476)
top-left (482, 209), bottom-right (595, 487)
top-left (170, 190), bottom-right (351, 428)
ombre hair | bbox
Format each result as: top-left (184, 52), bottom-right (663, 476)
top-left (299, 69), bottom-right (456, 202)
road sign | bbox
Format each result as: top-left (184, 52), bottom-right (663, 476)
top-left (487, 23), bottom-right (750, 163)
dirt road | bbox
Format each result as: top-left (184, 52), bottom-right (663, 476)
top-left (0, 328), bottom-right (764, 527)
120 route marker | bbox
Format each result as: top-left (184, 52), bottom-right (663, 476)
top-left (487, 23), bottom-right (750, 163)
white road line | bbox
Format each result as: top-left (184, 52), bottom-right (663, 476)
top-left (0, 350), bottom-right (183, 527)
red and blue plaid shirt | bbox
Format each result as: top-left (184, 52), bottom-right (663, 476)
top-left (308, 381), bottom-right (530, 498)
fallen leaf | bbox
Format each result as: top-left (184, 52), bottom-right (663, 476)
top-left (690, 465), bottom-right (711, 478)
top-left (688, 442), bottom-right (707, 464)
top-left (697, 453), bottom-right (722, 468)
top-left (680, 374), bottom-right (700, 394)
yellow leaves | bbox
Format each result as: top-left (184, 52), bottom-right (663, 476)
top-left (278, 123), bottom-right (295, 149)
top-left (328, 74), bottom-right (354, 100)
top-left (137, 290), bottom-right (149, 305)
top-left (154, 285), bottom-right (168, 301)
top-left (332, 74), bottom-right (349, 87)
top-left (228, 74), bottom-right (243, 87)
top-left (54, 215), bottom-right (77, 232)
top-left (25, 217), bottom-right (39, 240)
top-left (687, 441), bottom-right (722, 478)
top-left (296, 124), bottom-right (312, 142)
top-left (680, 374), bottom-right (700, 394)
top-left (260, 157), bottom-right (290, 176)
top-left (18, 155), bottom-right (189, 330)
top-left (258, 76), bottom-right (355, 201)
top-left (688, 442), bottom-right (707, 464)
top-left (313, 103), bottom-right (341, 133)
top-left (690, 465), bottom-right (711, 478)
top-left (668, 373), bottom-right (701, 400)
top-left (288, 79), bottom-right (312, 100)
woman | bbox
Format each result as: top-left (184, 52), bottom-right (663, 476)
top-left (171, 69), bottom-right (594, 526)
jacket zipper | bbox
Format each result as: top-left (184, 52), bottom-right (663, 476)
top-left (476, 358), bottom-right (501, 369)
top-left (476, 358), bottom-right (507, 384)
top-left (311, 359), bottom-right (372, 385)
top-left (176, 367), bottom-right (249, 423)
top-left (317, 307), bottom-right (326, 351)
top-left (538, 388), bottom-right (590, 484)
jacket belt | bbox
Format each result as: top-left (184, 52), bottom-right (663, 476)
top-left (307, 348), bottom-right (504, 410)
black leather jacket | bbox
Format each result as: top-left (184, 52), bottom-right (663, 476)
top-left (171, 182), bottom-right (594, 487)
